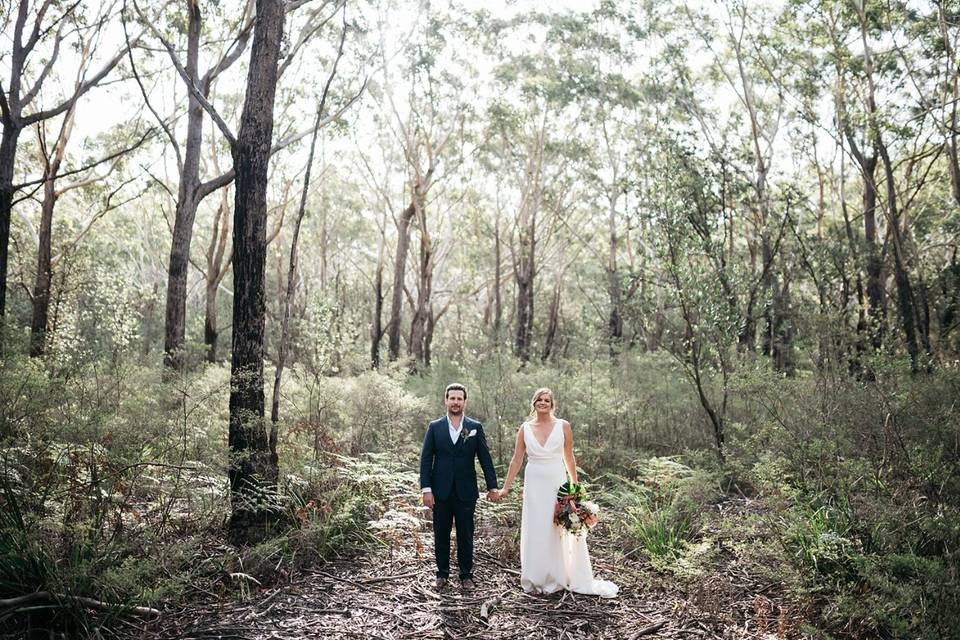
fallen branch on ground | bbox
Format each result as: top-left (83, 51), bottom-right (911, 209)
top-left (0, 591), bottom-right (161, 619)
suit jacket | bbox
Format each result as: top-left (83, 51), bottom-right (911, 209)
top-left (419, 416), bottom-right (498, 502)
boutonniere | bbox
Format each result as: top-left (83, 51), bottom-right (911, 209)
top-left (462, 428), bottom-right (477, 442)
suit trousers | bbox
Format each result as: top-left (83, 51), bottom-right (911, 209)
top-left (432, 493), bottom-right (476, 580)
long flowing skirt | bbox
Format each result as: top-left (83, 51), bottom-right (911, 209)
top-left (519, 459), bottom-right (618, 598)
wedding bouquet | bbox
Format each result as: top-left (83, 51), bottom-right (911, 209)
top-left (553, 482), bottom-right (600, 536)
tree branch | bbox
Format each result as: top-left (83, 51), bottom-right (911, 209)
top-left (200, 0), bottom-right (256, 90)
top-left (122, 0), bottom-right (182, 168)
top-left (12, 127), bottom-right (154, 190)
top-left (136, 2), bottom-right (237, 147)
top-left (22, 35), bottom-right (135, 126)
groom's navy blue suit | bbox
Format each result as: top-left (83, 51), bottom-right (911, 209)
top-left (420, 416), bottom-right (498, 580)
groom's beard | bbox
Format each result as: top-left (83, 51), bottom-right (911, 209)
top-left (448, 407), bottom-right (463, 416)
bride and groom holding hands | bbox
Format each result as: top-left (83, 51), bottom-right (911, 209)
top-left (419, 383), bottom-right (618, 597)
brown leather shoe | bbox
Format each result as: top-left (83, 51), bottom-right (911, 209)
top-left (460, 578), bottom-right (476, 592)
top-left (435, 577), bottom-right (448, 591)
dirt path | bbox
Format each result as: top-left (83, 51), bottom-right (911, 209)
top-left (138, 498), bottom-right (798, 639)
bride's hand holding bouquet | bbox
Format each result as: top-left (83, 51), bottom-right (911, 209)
top-left (554, 481), bottom-right (601, 535)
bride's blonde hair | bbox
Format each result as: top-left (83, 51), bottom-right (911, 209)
top-left (527, 387), bottom-right (556, 419)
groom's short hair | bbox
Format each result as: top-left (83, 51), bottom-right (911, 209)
top-left (445, 383), bottom-right (467, 399)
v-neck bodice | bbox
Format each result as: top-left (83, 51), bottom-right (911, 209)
top-left (524, 419), bottom-right (563, 462)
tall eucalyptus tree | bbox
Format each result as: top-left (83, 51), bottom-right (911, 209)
top-left (1, 0), bottom-right (130, 332)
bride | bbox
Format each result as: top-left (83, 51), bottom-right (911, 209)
top-left (497, 388), bottom-right (618, 597)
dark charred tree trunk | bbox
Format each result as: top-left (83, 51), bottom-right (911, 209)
top-left (388, 200), bottom-right (416, 361)
top-left (204, 188), bottom-right (232, 363)
top-left (371, 235), bottom-right (385, 368)
top-left (878, 142), bottom-right (923, 372)
top-left (541, 271), bottom-right (562, 362)
top-left (0, 125), bottom-right (19, 324)
top-left (143, 282), bottom-right (159, 355)
top-left (771, 274), bottom-right (794, 375)
top-left (228, 0), bottom-right (284, 546)
top-left (514, 214), bottom-right (536, 363)
top-left (409, 207), bottom-right (433, 369)
top-left (760, 235), bottom-right (774, 358)
top-left (371, 208), bottom-right (388, 368)
top-left (940, 249), bottom-right (960, 350)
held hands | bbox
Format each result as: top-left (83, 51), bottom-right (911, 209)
top-left (425, 489), bottom-right (506, 505)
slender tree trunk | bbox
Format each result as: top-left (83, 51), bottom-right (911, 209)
top-left (493, 211), bottom-right (502, 344)
top-left (228, 0), bottom-right (284, 546)
top-left (424, 305), bottom-right (436, 368)
top-left (272, 106), bottom-right (323, 424)
top-left (666, 234), bottom-right (725, 461)
top-left (371, 223), bottom-right (385, 368)
top-left (606, 189), bottom-right (623, 356)
top-left (204, 280), bottom-right (219, 362)
top-left (29, 178), bottom-right (56, 356)
top-left (862, 154), bottom-right (884, 350)
top-left (164, 193), bottom-right (201, 369)
top-left (143, 282), bottom-right (159, 355)
top-left (514, 270), bottom-right (534, 361)
top-left (939, 3), bottom-right (960, 208)
top-left (30, 84), bottom-right (81, 356)
top-left (838, 148), bottom-right (869, 371)
top-left (856, 3), bottom-right (921, 370)
top-left (387, 200), bottom-right (416, 361)
top-left (947, 121), bottom-right (960, 207)
top-left (163, 0), bottom-right (208, 372)
top-left (319, 191), bottom-right (328, 291)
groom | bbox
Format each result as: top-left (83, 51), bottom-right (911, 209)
top-left (420, 383), bottom-right (499, 592)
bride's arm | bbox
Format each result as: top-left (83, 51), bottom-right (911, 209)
top-left (499, 426), bottom-right (526, 496)
top-left (561, 420), bottom-right (578, 485)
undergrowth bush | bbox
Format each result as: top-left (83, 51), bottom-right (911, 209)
top-left (0, 354), bottom-right (424, 636)
top-left (728, 358), bottom-right (960, 639)
top-left (608, 457), bottom-right (720, 572)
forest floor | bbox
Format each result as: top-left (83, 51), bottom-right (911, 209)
top-left (129, 496), bottom-right (808, 640)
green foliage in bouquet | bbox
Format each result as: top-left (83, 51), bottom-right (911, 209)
top-left (556, 481), bottom-right (585, 501)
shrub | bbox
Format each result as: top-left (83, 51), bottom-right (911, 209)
top-left (609, 457), bottom-right (719, 571)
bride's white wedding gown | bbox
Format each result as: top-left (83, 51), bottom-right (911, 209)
top-left (519, 419), bottom-right (618, 597)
